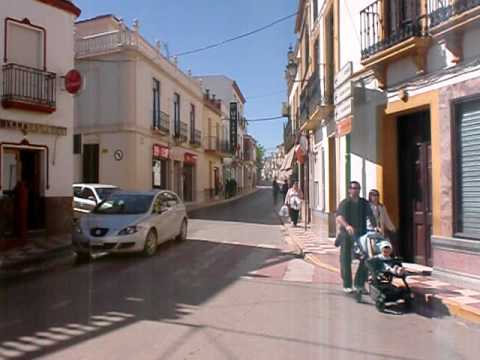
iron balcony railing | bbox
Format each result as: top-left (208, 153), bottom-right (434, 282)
top-left (153, 110), bottom-right (170, 133)
top-left (2, 63), bottom-right (56, 112)
top-left (360, 0), bottom-right (426, 59)
top-left (174, 121), bottom-right (188, 142)
top-left (205, 136), bottom-right (220, 152)
top-left (299, 67), bottom-right (331, 125)
top-left (219, 139), bottom-right (232, 155)
top-left (284, 118), bottom-right (296, 152)
top-left (190, 129), bottom-right (202, 146)
top-left (428, 0), bottom-right (480, 27)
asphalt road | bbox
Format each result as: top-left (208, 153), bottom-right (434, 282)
top-left (0, 188), bottom-right (479, 359)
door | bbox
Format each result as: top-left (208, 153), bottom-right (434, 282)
top-left (183, 165), bottom-right (193, 202)
top-left (398, 111), bottom-right (432, 265)
top-left (19, 149), bottom-right (44, 230)
top-left (151, 194), bottom-right (170, 243)
top-left (83, 144), bottom-right (99, 183)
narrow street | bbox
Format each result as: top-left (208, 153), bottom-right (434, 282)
top-left (0, 189), bottom-right (479, 360)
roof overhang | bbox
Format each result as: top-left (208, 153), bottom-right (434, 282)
top-left (36, 0), bottom-right (81, 17)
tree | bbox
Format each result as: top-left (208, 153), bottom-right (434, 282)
top-left (256, 144), bottom-right (266, 179)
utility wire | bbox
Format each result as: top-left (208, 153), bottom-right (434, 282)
top-left (173, 12), bottom-right (297, 57)
top-left (247, 115), bottom-right (286, 122)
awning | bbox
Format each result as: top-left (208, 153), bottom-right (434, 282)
top-left (281, 147), bottom-right (296, 171)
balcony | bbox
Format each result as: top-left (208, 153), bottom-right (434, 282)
top-left (299, 67), bottom-right (333, 130)
top-left (428, 0), bottom-right (480, 43)
top-left (205, 136), bottom-right (220, 153)
top-left (2, 63), bottom-right (56, 113)
top-left (218, 139), bottom-right (233, 156)
top-left (152, 110), bottom-right (170, 134)
top-left (190, 129), bottom-right (202, 147)
top-left (360, 0), bottom-right (430, 77)
top-left (174, 121), bottom-right (188, 143)
top-left (284, 118), bottom-right (296, 152)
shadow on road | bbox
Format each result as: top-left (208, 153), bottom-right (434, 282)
top-left (0, 238), bottom-right (292, 359)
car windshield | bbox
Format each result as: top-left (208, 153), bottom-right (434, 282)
top-left (93, 194), bottom-right (153, 215)
top-left (95, 187), bottom-right (119, 200)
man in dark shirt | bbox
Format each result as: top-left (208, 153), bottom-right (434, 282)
top-left (272, 178), bottom-right (280, 205)
top-left (336, 181), bottom-right (376, 293)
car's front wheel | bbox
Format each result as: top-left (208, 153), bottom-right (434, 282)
top-left (143, 229), bottom-right (158, 256)
top-left (176, 219), bottom-right (187, 242)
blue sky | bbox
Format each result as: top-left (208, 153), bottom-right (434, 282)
top-left (75, 0), bottom-right (298, 154)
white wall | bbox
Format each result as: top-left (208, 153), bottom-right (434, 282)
top-left (0, 0), bottom-right (77, 198)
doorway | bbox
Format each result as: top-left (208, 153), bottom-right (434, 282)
top-left (83, 144), bottom-right (99, 183)
top-left (183, 164), bottom-right (194, 202)
top-left (397, 110), bottom-right (432, 265)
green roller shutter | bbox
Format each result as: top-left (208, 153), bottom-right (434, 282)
top-left (457, 100), bottom-right (480, 239)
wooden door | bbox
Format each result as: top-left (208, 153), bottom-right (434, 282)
top-left (83, 144), bottom-right (99, 183)
top-left (398, 111), bottom-right (432, 265)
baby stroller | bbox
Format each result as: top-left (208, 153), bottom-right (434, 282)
top-left (353, 232), bottom-right (413, 312)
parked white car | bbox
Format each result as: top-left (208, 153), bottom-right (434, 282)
top-left (73, 184), bottom-right (119, 213)
top-left (73, 190), bottom-right (188, 258)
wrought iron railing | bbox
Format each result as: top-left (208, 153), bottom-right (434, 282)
top-left (174, 121), bottom-right (188, 142)
top-left (428, 0), bottom-right (480, 27)
top-left (153, 110), bottom-right (170, 133)
top-left (360, 0), bottom-right (425, 59)
top-left (219, 139), bottom-right (232, 155)
top-left (299, 66), bottom-right (331, 125)
top-left (205, 136), bottom-right (220, 152)
top-left (2, 63), bottom-right (56, 111)
top-left (284, 118), bottom-right (296, 152)
top-left (190, 129), bottom-right (202, 146)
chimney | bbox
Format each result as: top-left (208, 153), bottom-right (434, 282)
top-left (206, 89), bottom-right (210, 99)
top-left (132, 19), bottom-right (139, 32)
top-left (212, 94), bottom-right (216, 101)
top-left (155, 40), bottom-right (162, 53)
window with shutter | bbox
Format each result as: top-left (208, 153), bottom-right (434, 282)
top-left (6, 19), bottom-right (45, 69)
top-left (455, 100), bottom-right (480, 240)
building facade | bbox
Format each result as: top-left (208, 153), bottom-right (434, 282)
top-left (74, 15), bottom-right (206, 203)
top-left (0, 0), bottom-right (81, 251)
top-left (195, 75), bottom-right (249, 192)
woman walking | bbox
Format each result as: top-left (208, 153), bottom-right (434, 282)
top-left (285, 181), bottom-right (303, 227)
top-left (368, 189), bottom-right (397, 252)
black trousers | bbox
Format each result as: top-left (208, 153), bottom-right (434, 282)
top-left (339, 234), bottom-right (368, 289)
top-left (289, 208), bottom-right (300, 226)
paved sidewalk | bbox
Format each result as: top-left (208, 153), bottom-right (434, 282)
top-left (280, 216), bottom-right (480, 324)
top-left (0, 235), bottom-right (76, 278)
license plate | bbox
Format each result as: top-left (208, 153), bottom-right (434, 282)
top-left (90, 240), bottom-right (103, 246)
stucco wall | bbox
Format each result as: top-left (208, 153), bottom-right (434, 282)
top-left (0, 0), bottom-right (76, 198)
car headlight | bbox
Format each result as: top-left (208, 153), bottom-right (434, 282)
top-left (118, 226), bottom-right (138, 236)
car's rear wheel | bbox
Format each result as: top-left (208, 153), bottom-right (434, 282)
top-left (143, 229), bottom-right (158, 256)
top-left (176, 219), bottom-right (187, 242)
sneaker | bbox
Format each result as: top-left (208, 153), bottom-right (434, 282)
top-left (343, 287), bottom-right (353, 293)
top-left (355, 287), bottom-right (368, 295)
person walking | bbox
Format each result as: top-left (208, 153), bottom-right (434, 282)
top-left (281, 179), bottom-right (289, 203)
top-left (336, 181), bottom-right (377, 293)
top-left (272, 177), bottom-right (280, 205)
top-left (368, 189), bottom-right (397, 253)
top-left (285, 181), bottom-right (303, 227)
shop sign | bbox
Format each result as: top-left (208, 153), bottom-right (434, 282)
top-left (334, 61), bottom-right (353, 88)
top-left (336, 116), bottom-right (352, 137)
top-left (184, 153), bottom-right (197, 165)
top-left (335, 99), bottom-right (353, 122)
top-left (230, 102), bottom-right (238, 153)
top-left (334, 80), bottom-right (352, 105)
top-left (153, 144), bottom-right (169, 159)
top-left (0, 118), bottom-right (67, 136)
top-left (64, 69), bottom-right (83, 94)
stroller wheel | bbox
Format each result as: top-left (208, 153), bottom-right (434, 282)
top-left (375, 300), bottom-right (385, 312)
top-left (355, 290), bottom-right (362, 303)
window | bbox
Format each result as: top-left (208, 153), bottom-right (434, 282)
top-left (174, 93), bottom-right (181, 136)
top-left (81, 188), bottom-right (95, 200)
top-left (153, 78), bottom-right (161, 128)
top-left (73, 186), bottom-right (82, 197)
top-left (5, 18), bottom-right (45, 69)
top-left (455, 100), bottom-right (480, 240)
top-left (74, 134), bottom-right (82, 154)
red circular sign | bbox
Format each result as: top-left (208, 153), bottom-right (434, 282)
top-left (64, 69), bottom-right (82, 94)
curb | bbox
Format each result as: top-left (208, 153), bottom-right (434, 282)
top-left (187, 188), bottom-right (260, 214)
top-left (279, 213), bottom-right (480, 324)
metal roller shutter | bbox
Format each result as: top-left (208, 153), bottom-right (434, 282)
top-left (457, 100), bottom-right (480, 239)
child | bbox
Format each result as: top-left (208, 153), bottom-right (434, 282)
top-left (376, 241), bottom-right (405, 276)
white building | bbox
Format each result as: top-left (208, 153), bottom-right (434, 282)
top-left (74, 15), bottom-right (206, 203)
top-left (0, 0), bottom-right (81, 251)
top-left (195, 75), bottom-right (249, 192)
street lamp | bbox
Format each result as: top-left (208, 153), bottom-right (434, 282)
top-left (286, 45), bottom-right (298, 80)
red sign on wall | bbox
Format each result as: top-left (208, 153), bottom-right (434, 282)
top-left (153, 144), bottom-right (169, 159)
top-left (184, 153), bottom-right (197, 165)
top-left (64, 69), bottom-right (82, 94)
